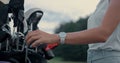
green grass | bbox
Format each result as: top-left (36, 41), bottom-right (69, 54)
top-left (47, 57), bottom-right (86, 63)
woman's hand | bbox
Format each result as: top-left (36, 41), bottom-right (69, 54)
top-left (25, 30), bottom-right (60, 47)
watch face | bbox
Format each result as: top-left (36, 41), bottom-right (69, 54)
top-left (59, 32), bottom-right (66, 38)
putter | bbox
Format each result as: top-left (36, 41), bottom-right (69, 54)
top-left (24, 8), bottom-right (43, 62)
top-left (25, 8), bottom-right (43, 48)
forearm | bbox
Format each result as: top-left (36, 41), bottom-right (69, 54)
top-left (64, 27), bottom-right (109, 44)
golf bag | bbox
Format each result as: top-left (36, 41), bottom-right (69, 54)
top-left (0, 0), bottom-right (58, 63)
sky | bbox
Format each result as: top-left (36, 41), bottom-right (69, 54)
top-left (25, 0), bottom-right (99, 33)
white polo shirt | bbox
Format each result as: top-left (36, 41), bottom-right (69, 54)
top-left (88, 0), bottom-right (120, 51)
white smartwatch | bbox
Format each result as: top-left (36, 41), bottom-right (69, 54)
top-left (58, 32), bottom-right (67, 44)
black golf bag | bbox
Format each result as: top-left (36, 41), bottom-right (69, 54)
top-left (0, 0), bottom-right (55, 63)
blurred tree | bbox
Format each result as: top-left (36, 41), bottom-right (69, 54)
top-left (53, 16), bottom-right (89, 61)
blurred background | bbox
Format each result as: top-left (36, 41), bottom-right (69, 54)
top-left (25, 0), bottom-right (99, 63)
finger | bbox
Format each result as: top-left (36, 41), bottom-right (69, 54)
top-left (27, 35), bottom-right (41, 45)
top-left (25, 31), bottom-right (34, 41)
top-left (31, 39), bottom-right (43, 47)
top-left (25, 30), bottom-right (39, 42)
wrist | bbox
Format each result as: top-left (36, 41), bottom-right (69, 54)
top-left (53, 34), bottom-right (60, 44)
